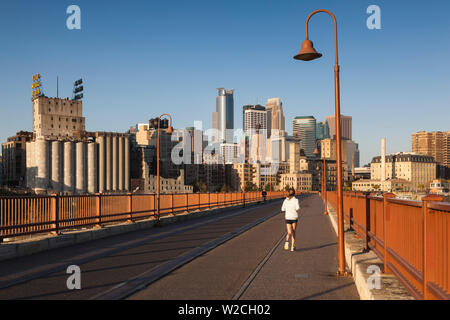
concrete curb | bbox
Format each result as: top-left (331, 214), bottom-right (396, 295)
top-left (0, 199), bottom-right (275, 263)
top-left (326, 202), bottom-right (414, 300)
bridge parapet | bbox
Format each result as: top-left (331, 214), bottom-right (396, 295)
top-left (327, 191), bottom-right (450, 300)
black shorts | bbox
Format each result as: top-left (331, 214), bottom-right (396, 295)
top-left (285, 219), bottom-right (298, 224)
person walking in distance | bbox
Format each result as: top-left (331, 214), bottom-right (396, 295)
top-left (281, 188), bottom-right (300, 251)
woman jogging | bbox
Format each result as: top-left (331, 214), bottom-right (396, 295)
top-left (281, 188), bottom-right (300, 251)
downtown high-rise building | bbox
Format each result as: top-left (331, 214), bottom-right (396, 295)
top-left (212, 88), bottom-right (234, 143)
top-left (412, 131), bottom-right (450, 167)
top-left (265, 98), bottom-right (285, 138)
top-left (243, 104), bottom-right (267, 136)
top-left (293, 116), bottom-right (316, 157)
top-left (316, 121), bottom-right (330, 140)
top-left (325, 115), bottom-right (352, 140)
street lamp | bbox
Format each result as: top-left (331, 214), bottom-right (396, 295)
top-left (313, 140), bottom-right (328, 215)
top-left (293, 9), bottom-right (346, 275)
top-left (155, 113), bottom-right (173, 227)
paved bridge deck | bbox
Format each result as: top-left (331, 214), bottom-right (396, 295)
top-left (0, 194), bottom-right (358, 300)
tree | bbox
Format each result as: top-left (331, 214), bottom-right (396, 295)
top-left (245, 181), bottom-right (257, 192)
top-left (220, 184), bottom-right (231, 193)
top-left (372, 184), bottom-right (380, 192)
top-left (265, 183), bottom-right (274, 192)
top-left (344, 181), bottom-right (353, 191)
top-left (193, 181), bottom-right (208, 193)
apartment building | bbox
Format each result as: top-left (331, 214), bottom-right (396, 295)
top-left (371, 152), bottom-right (436, 190)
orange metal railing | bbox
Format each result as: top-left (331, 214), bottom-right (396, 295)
top-left (0, 191), bottom-right (292, 241)
top-left (326, 191), bottom-right (450, 300)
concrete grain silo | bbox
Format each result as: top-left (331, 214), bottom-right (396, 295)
top-left (112, 135), bottom-right (118, 190)
top-left (124, 137), bottom-right (130, 191)
top-left (87, 142), bottom-right (98, 194)
top-left (51, 141), bottom-right (63, 193)
top-left (98, 135), bottom-right (105, 193)
top-left (36, 139), bottom-right (49, 193)
top-left (94, 132), bottom-right (130, 193)
top-left (76, 142), bottom-right (86, 193)
top-left (64, 141), bottom-right (75, 193)
top-left (105, 135), bottom-right (112, 191)
top-left (118, 136), bottom-right (124, 191)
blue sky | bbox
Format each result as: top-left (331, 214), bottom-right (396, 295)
top-left (0, 0), bottom-right (449, 165)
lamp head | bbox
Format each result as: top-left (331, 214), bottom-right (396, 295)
top-left (313, 147), bottom-right (319, 156)
top-left (166, 126), bottom-right (174, 135)
top-left (294, 40), bottom-right (322, 61)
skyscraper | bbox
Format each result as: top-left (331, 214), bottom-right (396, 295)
top-left (243, 104), bottom-right (267, 136)
top-left (213, 88), bottom-right (234, 143)
top-left (316, 121), bottom-right (330, 140)
top-left (265, 98), bottom-right (285, 138)
top-left (412, 131), bottom-right (450, 167)
top-left (346, 140), bottom-right (360, 175)
top-left (293, 116), bottom-right (316, 157)
top-left (325, 115), bottom-right (352, 140)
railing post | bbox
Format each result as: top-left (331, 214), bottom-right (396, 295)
top-left (243, 191), bottom-right (245, 208)
top-left (349, 207), bottom-right (354, 232)
top-left (383, 193), bottom-right (396, 274)
top-left (50, 194), bottom-right (60, 235)
top-left (185, 192), bottom-right (189, 213)
top-left (364, 192), bottom-right (371, 251)
top-left (171, 192), bottom-right (174, 216)
top-left (422, 194), bottom-right (444, 300)
top-left (153, 193), bottom-right (156, 217)
top-left (208, 192), bottom-right (211, 210)
top-left (127, 193), bottom-right (133, 222)
top-left (198, 192), bottom-right (201, 211)
top-left (95, 193), bottom-right (102, 228)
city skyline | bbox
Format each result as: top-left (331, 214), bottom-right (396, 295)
top-left (1, 0), bottom-right (449, 166)
top-left (0, 2), bottom-right (449, 303)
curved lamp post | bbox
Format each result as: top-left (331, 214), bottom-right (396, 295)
top-left (156, 113), bottom-right (174, 227)
top-left (313, 140), bottom-right (328, 216)
top-left (293, 9), bottom-right (346, 275)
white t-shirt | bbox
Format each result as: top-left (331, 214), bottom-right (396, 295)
top-left (281, 197), bottom-right (300, 220)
